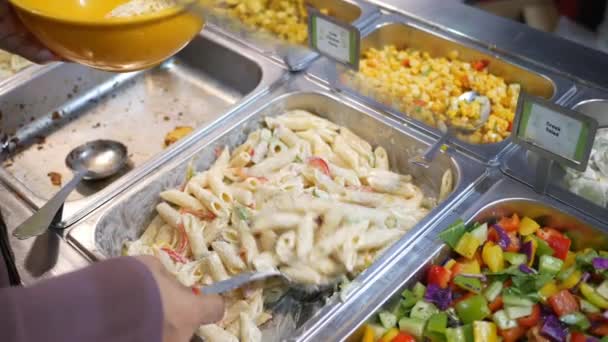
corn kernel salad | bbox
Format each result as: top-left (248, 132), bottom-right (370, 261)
top-left (212, 0), bottom-right (329, 44)
top-left (349, 46), bottom-right (521, 144)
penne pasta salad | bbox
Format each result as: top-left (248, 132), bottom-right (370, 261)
top-left (124, 110), bottom-right (453, 341)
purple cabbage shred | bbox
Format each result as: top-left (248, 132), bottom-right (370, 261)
top-left (518, 263), bottom-right (536, 274)
top-left (592, 257), bottom-right (608, 270)
top-left (424, 283), bottom-right (452, 310)
top-left (520, 240), bottom-right (534, 264)
top-left (493, 224), bottom-right (511, 250)
top-left (540, 314), bottom-right (568, 342)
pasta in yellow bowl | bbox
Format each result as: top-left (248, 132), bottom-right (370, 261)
top-left (124, 110), bottom-right (452, 340)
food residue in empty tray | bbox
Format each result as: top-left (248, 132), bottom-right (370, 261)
top-left (47, 172), bottom-right (62, 186)
top-left (164, 126), bottom-right (194, 147)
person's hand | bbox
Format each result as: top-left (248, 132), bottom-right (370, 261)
top-left (136, 256), bottom-right (225, 342)
top-left (0, 1), bottom-right (59, 63)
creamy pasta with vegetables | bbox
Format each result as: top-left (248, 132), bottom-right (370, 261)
top-left (0, 50), bottom-right (31, 79)
top-left (124, 110), bottom-right (451, 341)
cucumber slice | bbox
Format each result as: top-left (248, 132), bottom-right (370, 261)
top-left (399, 317), bottom-right (426, 339)
top-left (410, 300), bottom-right (438, 321)
top-left (379, 311), bottom-right (397, 329)
top-left (505, 305), bottom-right (533, 320)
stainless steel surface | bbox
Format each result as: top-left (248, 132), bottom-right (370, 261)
top-left (308, 13), bottom-right (575, 164)
top-left (13, 140), bottom-right (129, 240)
top-left (303, 176), bottom-right (608, 342)
top-left (0, 181), bottom-right (89, 285)
top-left (502, 87), bottom-right (608, 225)
top-left (205, 0), bottom-right (378, 71)
top-left (65, 140), bottom-right (128, 180)
top-left (365, 0), bottom-right (608, 90)
top-left (67, 74), bottom-right (487, 340)
top-left (0, 29), bottom-right (285, 228)
top-left (574, 99), bottom-right (608, 128)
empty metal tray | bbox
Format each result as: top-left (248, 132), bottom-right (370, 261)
top-left (0, 29), bottom-right (285, 227)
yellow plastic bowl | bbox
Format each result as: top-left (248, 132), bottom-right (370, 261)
top-left (9, 0), bottom-right (204, 72)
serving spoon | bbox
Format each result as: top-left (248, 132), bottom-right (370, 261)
top-left (13, 140), bottom-right (128, 240)
top-left (409, 91), bottom-right (491, 168)
top-left (199, 269), bottom-right (338, 302)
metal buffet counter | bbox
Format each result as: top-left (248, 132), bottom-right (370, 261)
top-left (1, 0), bottom-right (607, 341)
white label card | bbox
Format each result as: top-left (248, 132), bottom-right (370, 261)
top-left (513, 93), bottom-right (598, 171)
top-left (308, 9), bottom-right (360, 70)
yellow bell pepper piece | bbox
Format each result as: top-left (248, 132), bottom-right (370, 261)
top-left (563, 251), bottom-right (576, 269)
top-left (523, 236), bottom-right (537, 266)
top-left (380, 328), bottom-right (399, 342)
top-left (455, 233), bottom-right (481, 259)
top-left (580, 283), bottom-right (608, 309)
top-left (539, 281), bottom-right (559, 302)
top-left (559, 270), bottom-right (582, 290)
top-left (519, 216), bottom-right (540, 236)
top-left (444, 259), bottom-right (457, 270)
top-left (482, 241), bottom-right (504, 272)
top-left (361, 324), bottom-right (375, 342)
top-left (461, 259), bottom-right (481, 274)
top-left (473, 321), bottom-right (498, 342)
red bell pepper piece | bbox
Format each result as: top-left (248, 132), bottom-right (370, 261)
top-left (536, 228), bottom-right (571, 260)
top-left (472, 59), bottom-right (490, 71)
top-left (413, 99), bottom-right (427, 107)
top-left (548, 290), bottom-right (579, 317)
top-left (488, 296), bottom-right (503, 312)
top-left (180, 208), bottom-right (216, 221)
top-left (175, 222), bottom-right (188, 254)
top-left (517, 304), bottom-right (541, 327)
top-left (488, 227), bottom-right (499, 243)
top-left (450, 262), bottom-right (463, 281)
top-left (570, 332), bottom-right (587, 342)
top-left (391, 332), bottom-right (416, 342)
top-left (402, 59), bottom-right (410, 67)
top-left (499, 326), bottom-right (526, 342)
top-left (591, 323), bottom-right (608, 336)
top-left (161, 247), bottom-right (187, 264)
top-left (427, 265), bottom-right (452, 289)
top-left (498, 213), bottom-right (520, 232)
top-left (307, 157), bottom-right (331, 176)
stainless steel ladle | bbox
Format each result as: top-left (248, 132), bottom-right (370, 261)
top-left (410, 91), bottom-right (491, 168)
top-left (13, 140), bottom-right (128, 240)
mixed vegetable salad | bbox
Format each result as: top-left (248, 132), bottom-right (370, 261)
top-left (361, 214), bottom-right (608, 342)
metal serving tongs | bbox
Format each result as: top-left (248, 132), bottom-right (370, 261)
top-left (409, 91), bottom-right (491, 168)
top-left (198, 269), bottom-right (337, 302)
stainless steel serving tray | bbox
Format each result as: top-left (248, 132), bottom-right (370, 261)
top-left (307, 13), bottom-right (575, 164)
top-left (298, 176), bottom-right (608, 342)
top-left (0, 29), bottom-right (285, 228)
top-left (205, 0), bottom-right (378, 71)
top-left (502, 85), bottom-right (608, 225)
top-left (68, 74), bottom-right (487, 340)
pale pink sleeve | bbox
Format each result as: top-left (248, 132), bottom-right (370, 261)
top-left (0, 257), bottom-right (163, 342)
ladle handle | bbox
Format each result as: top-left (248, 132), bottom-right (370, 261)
top-left (409, 132), bottom-right (450, 168)
top-left (12, 171), bottom-right (87, 240)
